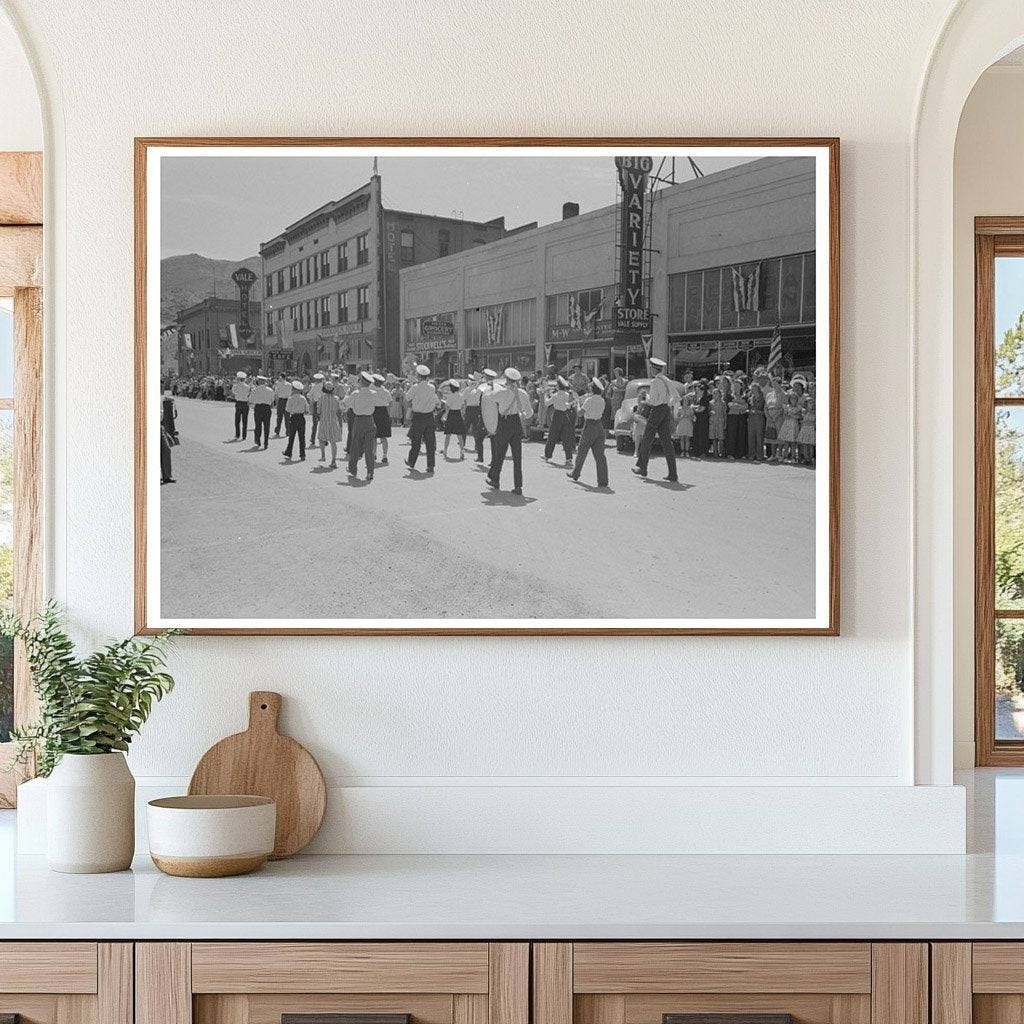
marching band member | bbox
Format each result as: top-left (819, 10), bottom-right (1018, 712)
top-left (406, 364), bottom-right (440, 473)
top-left (307, 372), bottom-right (325, 446)
top-left (251, 374), bottom-right (275, 450)
top-left (347, 370), bottom-right (378, 481)
top-left (487, 367), bottom-right (533, 496)
top-left (477, 368), bottom-right (502, 465)
top-left (273, 373), bottom-right (292, 437)
top-left (463, 372), bottom-right (483, 453)
top-left (282, 380), bottom-right (309, 462)
top-left (372, 372), bottom-right (393, 466)
top-left (543, 375), bottom-right (577, 466)
top-left (231, 371), bottom-right (251, 441)
top-left (568, 378), bottom-right (609, 488)
top-left (633, 357), bottom-right (679, 483)
top-left (442, 379), bottom-right (467, 460)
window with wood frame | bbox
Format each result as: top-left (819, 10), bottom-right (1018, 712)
top-left (0, 151), bottom-right (43, 806)
top-left (976, 218), bottom-right (1024, 765)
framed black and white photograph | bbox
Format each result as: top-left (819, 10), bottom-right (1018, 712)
top-left (135, 137), bottom-right (839, 636)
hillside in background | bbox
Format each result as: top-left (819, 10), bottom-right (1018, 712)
top-left (160, 253), bottom-right (261, 325)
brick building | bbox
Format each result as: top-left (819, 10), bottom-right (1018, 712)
top-left (259, 170), bottom-right (507, 374)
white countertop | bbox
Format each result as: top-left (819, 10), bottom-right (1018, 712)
top-left (1, 770), bottom-right (1022, 941)
top-left (1, 849), bottom-right (1024, 940)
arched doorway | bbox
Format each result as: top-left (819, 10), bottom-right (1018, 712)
top-left (913, 0), bottom-right (1024, 785)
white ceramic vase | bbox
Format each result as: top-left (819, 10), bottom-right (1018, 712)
top-left (46, 752), bottom-right (135, 873)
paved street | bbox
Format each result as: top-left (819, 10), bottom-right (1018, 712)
top-left (160, 398), bottom-right (817, 622)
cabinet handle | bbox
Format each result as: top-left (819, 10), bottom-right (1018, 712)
top-left (283, 1016), bottom-right (411, 1024)
top-left (664, 1016), bottom-right (796, 1024)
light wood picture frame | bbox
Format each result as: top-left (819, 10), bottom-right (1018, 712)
top-left (135, 137), bottom-right (840, 637)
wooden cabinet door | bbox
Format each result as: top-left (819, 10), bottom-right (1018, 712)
top-left (534, 944), bottom-right (928, 1024)
top-left (137, 943), bottom-right (528, 1024)
top-left (0, 943), bottom-right (132, 1024)
top-left (934, 943), bottom-right (1024, 1024)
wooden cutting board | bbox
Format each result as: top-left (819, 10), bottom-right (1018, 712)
top-left (188, 691), bottom-right (326, 859)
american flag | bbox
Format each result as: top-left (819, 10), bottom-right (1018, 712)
top-left (568, 293), bottom-right (582, 331)
top-left (486, 307), bottom-right (503, 345)
top-left (731, 263), bottom-right (761, 313)
top-left (766, 325), bottom-right (783, 373)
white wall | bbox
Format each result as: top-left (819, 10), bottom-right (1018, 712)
top-left (0, 0), bottom-right (976, 852)
top-left (952, 64), bottom-right (1024, 768)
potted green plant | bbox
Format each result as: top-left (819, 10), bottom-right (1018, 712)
top-left (1, 603), bottom-right (177, 873)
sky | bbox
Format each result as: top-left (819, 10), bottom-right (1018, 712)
top-left (159, 152), bottom-right (759, 260)
top-left (996, 256), bottom-right (1024, 339)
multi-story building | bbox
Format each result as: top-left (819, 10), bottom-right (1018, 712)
top-left (399, 157), bottom-right (818, 381)
top-left (176, 296), bottom-right (263, 378)
top-left (258, 171), bottom-right (507, 374)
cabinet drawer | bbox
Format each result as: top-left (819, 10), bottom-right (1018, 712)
top-left (572, 944), bottom-right (872, 994)
top-left (534, 943), bottom-right (925, 1024)
top-left (140, 942), bottom-right (528, 1024)
top-left (0, 942), bottom-right (98, 993)
top-left (191, 943), bottom-right (490, 993)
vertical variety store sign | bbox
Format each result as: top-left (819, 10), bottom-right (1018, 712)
top-left (614, 155), bottom-right (653, 335)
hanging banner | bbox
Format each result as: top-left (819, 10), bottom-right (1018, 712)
top-left (231, 266), bottom-right (258, 340)
top-left (615, 156), bottom-right (652, 331)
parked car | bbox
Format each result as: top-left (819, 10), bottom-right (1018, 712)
top-left (612, 378), bottom-right (686, 453)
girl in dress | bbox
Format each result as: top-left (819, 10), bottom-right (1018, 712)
top-left (390, 382), bottom-right (405, 425)
top-left (674, 384), bottom-right (696, 457)
top-left (797, 394), bottom-right (816, 466)
top-left (442, 380), bottom-right (468, 459)
top-left (317, 380), bottom-right (345, 468)
top-left (708, 387), bottom-right (727, 458)
top-left (776, 389), bottom-right (802, 464)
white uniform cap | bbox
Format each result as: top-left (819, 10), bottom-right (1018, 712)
top-left (416, 364), bottom-right (431, 377)
top-left (312, 372), bottom-right (325, 380)
top-left (236, 370), bottom-right (247, 379)
top-left (291, 380), bottom-right (304, 390)
top-left (360, 370), bottom-right (375, 384)
top-left (373, 373), bottom-right (386, 384)
top-left (592, 377), bottom-right (605, 392)
top-left (483, 368), bottom-right (498, 379)
top-left (650, 357), bottom-right (667, 369)
top-left (504, 367), bottom-right (522, 381)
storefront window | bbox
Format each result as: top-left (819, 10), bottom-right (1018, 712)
top-left (467, 298), bottom-right (536, 348)
top-left (684, 273), bottom-right (702, 332)
top-left (801, 254), bottom-right (816, 322)
top-left (668, 251), bottom-right (815, 336)
top-left (702, 267), bottom-right (721, 332)
top-left (667, 274), bottom-right (686, 332)
top-left (779, 255), bottom-right (803, 323)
